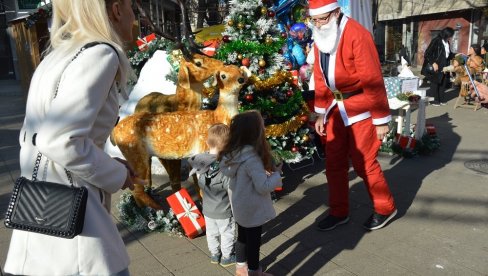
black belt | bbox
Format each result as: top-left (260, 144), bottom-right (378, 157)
top-left (332, 89), bottom-right (363, 101)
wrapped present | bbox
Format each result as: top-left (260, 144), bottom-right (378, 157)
top-left (426, 123), bottom-right (436, 136)
top-left (166, 188), bottom-right (205, 239)
top-left (290, 70), bottom-right (299, 86)
top-left (136, 33), bottom-right (156, 51)
top-left (384, 77), bottom-right (402, 99)
top-left (202, 39), bottom-right (220, 56)
top-left (395, 134), bottom-right (416, 150)
top-left (384, 77), bottom-right (420, 98)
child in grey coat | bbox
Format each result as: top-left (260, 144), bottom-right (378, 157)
top-left (188, 123), bottom-right (235, 267)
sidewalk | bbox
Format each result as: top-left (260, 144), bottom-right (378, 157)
top-left (1, 79), bottom-right (488, 275)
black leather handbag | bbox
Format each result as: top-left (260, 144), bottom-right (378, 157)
top-left (4, 153), bottom-right (88, 238)
top-left (421, 62), bottom-right (434, 77)
top-left (2, 43), bottom-right (112, 239)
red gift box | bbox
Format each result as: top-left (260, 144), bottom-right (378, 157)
top-left (426, 123), bottom-right (436, 136)
top-left (136, 33), bottom-right (156, 51)
top-left (395, 134), bottom-right (416, 150)
top-left (202, 39), bottom-right (220, 56)
top-left (290, 70), bottom-right (299, 86)
top-left (166, 188), bottom-right (205, 239)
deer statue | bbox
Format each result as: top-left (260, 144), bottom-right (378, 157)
top-left (113, 65), bottom-right (249, 208)
top-left (134, 53), bottom-right (223, 114)
top-left (131, 54), bottom-right (225, 193)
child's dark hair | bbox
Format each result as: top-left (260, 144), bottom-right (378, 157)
top-left (218, 110), bottom-right (273, 171)
top-left (207, 123), bottom-right (230, 152)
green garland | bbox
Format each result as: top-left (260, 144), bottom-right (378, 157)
top-left (117, 189), bottom-right (184, 235)
top-left (240, 89), bottom-right (304, 118)
top-left (215, 39), bottom-right (285, 61)
top-left (127, 37), bottom-right (175, 79)
top-left (380, 123), bottom-right (441, 158)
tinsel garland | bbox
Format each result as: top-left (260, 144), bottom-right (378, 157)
top-left (117, 189), bottom-right (184, 235)
top-left (265, 104), bottom-right (309, 137)
top-left (215, 39), bottom-right (285, 61)
top-left (249, 71), bottom-right (293, 91)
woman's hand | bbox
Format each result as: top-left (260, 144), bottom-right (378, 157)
top-left (122, 170), bottom-right (135, 191)
top-left (433, 62), bottom-right (439, 72)
top-left (115, 157), bottom-right (136, 190)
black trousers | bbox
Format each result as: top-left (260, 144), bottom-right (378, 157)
top-left (235, 224), bottom-right (262, 270)
top-left (428, 73), bottom-right (450, 103)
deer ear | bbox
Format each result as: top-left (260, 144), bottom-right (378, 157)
top-left (178, 64), bottom-right (191, 90)
top-left (211, 71), bottom-right (219, 87)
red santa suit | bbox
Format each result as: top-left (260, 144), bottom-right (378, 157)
top-left (313, 15), bottom-right (396, 217)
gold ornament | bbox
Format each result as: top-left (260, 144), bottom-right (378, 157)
top-left (259, 59), bottom-right (266, 67)
top-left (271, 97), bottom-right (277, 103)
top-left (261, 7), bottom-right (268, 15)
top-left (238, 54), bottom-right (243, 60)
top-left (228, 19), bottom-right (234, 26)
top-left (265, 37), bottom-right (273, 44)
top-left (265, 104), bottom-right (310, 137)
top-left (237, 22), bottom-right (245, 29)
top-left (302, 135), bottom-right (310, 142)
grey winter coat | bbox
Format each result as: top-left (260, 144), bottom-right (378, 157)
top-left (221, 145), bottom-right (282, 227)
top-left (189, 152), bottom-right (232, 219)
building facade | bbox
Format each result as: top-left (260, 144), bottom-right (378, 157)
top-left (376, 0), bottom-right (488, 67)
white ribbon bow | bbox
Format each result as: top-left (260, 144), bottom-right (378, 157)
top-left (174, 192), bottom-right (203, 235)
top-left (176, 198), bottom-right (200, 220)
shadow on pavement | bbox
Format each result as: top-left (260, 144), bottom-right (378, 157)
top-left (259, 112), bottom-right (460, 275)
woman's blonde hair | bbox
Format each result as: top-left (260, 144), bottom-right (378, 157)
top-left (49, 0), bottom-right (131, 84)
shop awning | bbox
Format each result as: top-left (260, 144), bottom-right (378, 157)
top-left (378, 0), bottom-right (488, 21)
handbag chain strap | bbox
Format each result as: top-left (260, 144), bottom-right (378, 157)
top-left (31, 43), bottom-right (107, 186)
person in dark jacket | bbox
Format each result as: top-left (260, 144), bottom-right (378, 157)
top-left (422, 27), bottom-right (456, 106)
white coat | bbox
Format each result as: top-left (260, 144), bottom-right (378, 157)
top-left (4, 44), bottom-right (130, 275)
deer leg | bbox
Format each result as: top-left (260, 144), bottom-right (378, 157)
top-left (159, 159), bottom-right (182, 192)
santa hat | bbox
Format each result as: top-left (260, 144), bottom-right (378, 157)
top-left (308, 0), bottom-right (339, 16)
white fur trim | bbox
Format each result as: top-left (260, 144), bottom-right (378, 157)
top-left (309, 3), bottom-right (339, 16)
top-left (372, 115), bottom-right (392, 125)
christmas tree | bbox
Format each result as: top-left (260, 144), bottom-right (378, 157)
top-left (215, 0), bottom-right (315, 163)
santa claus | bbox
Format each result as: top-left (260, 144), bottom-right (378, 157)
top-left (309, 0), bottom-right (397, 231)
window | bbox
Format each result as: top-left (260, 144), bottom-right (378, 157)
top-left (17, 0), bottom-right (48, 10)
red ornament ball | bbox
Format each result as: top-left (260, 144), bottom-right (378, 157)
top-left (286, 90), bottom-right (293, 97)
top-left (244, 94), bottom-right (254, 101)
top-left (242, 57), bottom-right (250, 67)
top-left (291, 146), bottom-right (299, 152)
top-left (222, 35), bottom-right (230, 42)
top-left (267, 10), bottom-right (275, 17)
top-left (299, 114), bottom-right (308, 122)
top-left (281, 32), bottom-right (287, 38)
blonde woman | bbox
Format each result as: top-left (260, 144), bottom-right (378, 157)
top-left (4, 0), bottom-right (136, 275)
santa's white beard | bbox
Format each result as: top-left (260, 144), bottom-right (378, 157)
top-left (311, 18), bottom-right (339, 54)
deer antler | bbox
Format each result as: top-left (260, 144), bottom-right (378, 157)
top-left (135, 0), bottom-right (205, 61)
